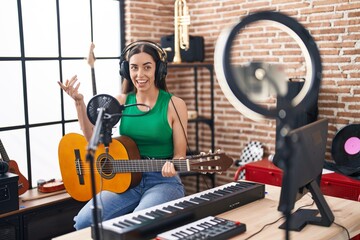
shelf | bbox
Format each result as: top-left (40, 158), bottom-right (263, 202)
top-left (168, 62), bottom-right (215, 192)
top-left (189, 116), bottom-right (213, 126)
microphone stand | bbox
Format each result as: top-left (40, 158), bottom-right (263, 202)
top-left (84, 97), bottom-right (151, 240)
top-left (87, 107), bottom-right (106, 240)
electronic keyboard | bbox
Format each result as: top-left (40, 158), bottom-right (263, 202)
top-left (95, 181), bottom-right (265, 240)
top-left (156, 216), bottom-right (246, 240)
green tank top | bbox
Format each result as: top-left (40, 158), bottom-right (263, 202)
top-left (119, 89), bottom-right (173, 158)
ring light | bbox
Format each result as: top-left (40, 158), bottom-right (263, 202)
top-left (214, 11), bottom-right (322, 121)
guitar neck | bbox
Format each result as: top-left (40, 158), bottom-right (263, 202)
top-left (0, 139), bottom-right (10, 162)
top-left (91, 68), bottom-right (97, 96)
top-left (112, 159), bottom-right (190, 173)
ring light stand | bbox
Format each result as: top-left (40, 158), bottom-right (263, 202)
top-left (214, 11), bottom-right (322, 240)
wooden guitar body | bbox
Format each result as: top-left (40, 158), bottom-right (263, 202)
top-left (8, 160), bottom-right (30, 195)
top-left (58, 133), bottom-right (142, 202)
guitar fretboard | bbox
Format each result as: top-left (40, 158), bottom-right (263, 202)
top-left (111, 159), bottom-right (190, 173)
top-left (91, 68), bottom-right (97, 95)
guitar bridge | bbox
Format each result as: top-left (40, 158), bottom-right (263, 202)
top-left (74, 149), bottom-right (85, 185)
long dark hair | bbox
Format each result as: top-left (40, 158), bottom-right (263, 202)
top-left (121, 43), bottom-right (167, 94)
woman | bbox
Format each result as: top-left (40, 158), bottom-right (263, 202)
top-left (58, 40), bottom-right (188, 230)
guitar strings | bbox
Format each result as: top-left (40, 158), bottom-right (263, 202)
top-left (76, 158), bottom-right (224, 174)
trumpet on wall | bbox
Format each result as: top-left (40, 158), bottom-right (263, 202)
top-left (173, 0), bottom-right (190, 63)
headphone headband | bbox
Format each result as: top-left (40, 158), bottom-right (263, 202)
top-left (120, 40), bottom-right (167, 63)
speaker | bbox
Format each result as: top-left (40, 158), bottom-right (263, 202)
top-left (0, 173), bottom-right (19, 214)
top-left (160, 35), bottom-right (205, 62)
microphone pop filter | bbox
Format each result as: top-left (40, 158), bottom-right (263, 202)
top-left (86, 94), bottom-right (122, 127)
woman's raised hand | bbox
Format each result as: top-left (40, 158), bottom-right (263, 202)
top-left (57, 75), bottom-right (83, 101)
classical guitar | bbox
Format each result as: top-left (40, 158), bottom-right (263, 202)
top-left (58, 133), bottom-right (234, 202)
top-left (87, 42), bottom-right (97, 96)
top-left (0, 139), bottom-right (30, 195)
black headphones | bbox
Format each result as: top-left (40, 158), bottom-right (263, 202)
top-left (119, 40), bottom-right (168, 84)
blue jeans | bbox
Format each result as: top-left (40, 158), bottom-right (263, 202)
top-left (73, 172), bottom-right (185, 230)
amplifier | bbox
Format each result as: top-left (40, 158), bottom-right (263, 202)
top-left (0, 173), bottom-right (19, 214)
top-left (160, 34), bottom-right (204, 62)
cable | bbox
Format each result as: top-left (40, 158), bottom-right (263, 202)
top-left (170, 94), bottom-right (218, 192)
top-left (333, 221), bottom-right (350, 240)
top-left (170, 96), bottom-right (193, 155)
top-left (244, 215), bottom-right (285, 240)
top-left (244, 198), bottom-right (315, 240)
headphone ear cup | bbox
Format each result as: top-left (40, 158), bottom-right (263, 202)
top-left (156, 61), bottom-right (167, 83)
top-left (120, 60), bottom-right (131, 81)
top-left (0, 161), bottom-right (9, 174)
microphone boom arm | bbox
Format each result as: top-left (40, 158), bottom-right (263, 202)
top-left (87, 107), bottom-right (106, 151)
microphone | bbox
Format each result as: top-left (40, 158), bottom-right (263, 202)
top-left (86, 94), bottom-right (151, 126)
top-left (86, 94), bottom-right (151, 147)
top-left (87, 94), bottom-right (122, 127)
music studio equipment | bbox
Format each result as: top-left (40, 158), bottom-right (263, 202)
top-left (95, 181), bottom-right (265, 240)
top-left (156, 216), bottom-right (246, 240)
top-left (71, 93), bottom-right (152, 239)
top-left (327, 124), bottom-right (360, 179)
top-left (87, 42), bottom-right (97, 96)
top-left (172, 0), bottom-right (190, 63)
top-left (119, 40), bottom-right (168, 84)
top-left (0, 172), bottom-right (19, 214)
top-left (0, 158), bottom-right (9, 174)
top-left (273, 80), bottom-right (319, 169)
top-left (0, 139), bottom-right (29, 195)
top-left (85, 93), bottom-right (151, 238)
top-left (58, 132), bottom-right (233, 202)
top-left (331, 124), bottom-right (360, 167)
top-left (86, 94), bottom-right (151, 147)
top-left (214, 10), bottom-right (330, 240)
top-left (161, 35), bottom-right (204, 63)
top-left (0, 141), bottom-right (10, 174)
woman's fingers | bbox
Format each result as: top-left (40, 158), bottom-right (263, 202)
top-left (57, 75), bottom-right (82, 101)
top-left (162, 161), bottom-right (176, 177)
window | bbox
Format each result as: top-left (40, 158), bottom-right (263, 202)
top-left (0, 0), bottom-right (124, 188)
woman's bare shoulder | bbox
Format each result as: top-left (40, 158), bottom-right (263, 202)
top-left (116, 94), bottom-right (127, 105)
top-left (169, 95), bottom-right (187, 114)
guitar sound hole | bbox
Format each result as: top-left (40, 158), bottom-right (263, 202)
top-left (96, 153), bottom-right (115, 179)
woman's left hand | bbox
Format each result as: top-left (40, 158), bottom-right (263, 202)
top-left (162, 161), bottom-right (177, 177)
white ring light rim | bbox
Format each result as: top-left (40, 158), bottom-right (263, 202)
top-left (214, 19), bottom-right (314, 121)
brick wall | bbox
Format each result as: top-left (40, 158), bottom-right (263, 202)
top-left (125, 0), bottom-right (360, 194)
